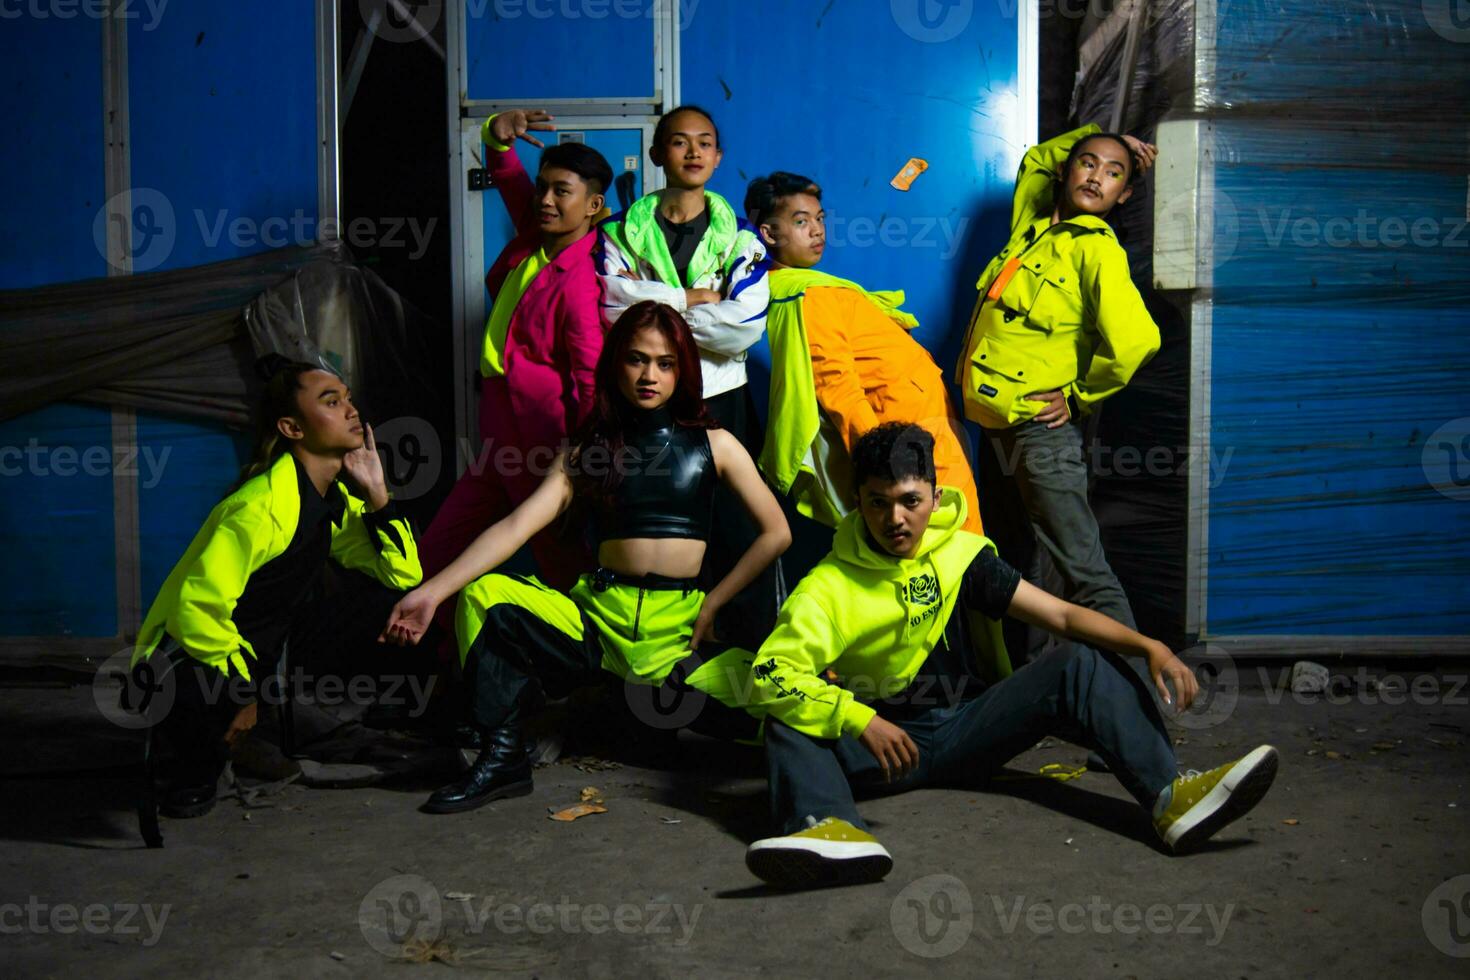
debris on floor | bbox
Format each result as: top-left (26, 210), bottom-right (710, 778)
top-left (1290, 661), bottom-right (1330, 694)
top-left (561, 755), bottom-right (622, 774)
top-left (548, 802), bottom-right (608, 822)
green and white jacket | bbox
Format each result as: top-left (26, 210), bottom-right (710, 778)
top-left (597, 190), bottom-right (770, 397)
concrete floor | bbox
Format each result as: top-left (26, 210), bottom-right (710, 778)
top-left (3, 664), bottom-right (1468, 979)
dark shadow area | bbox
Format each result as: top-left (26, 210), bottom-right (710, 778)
top-left (0, 771), bottom-right (149, 850)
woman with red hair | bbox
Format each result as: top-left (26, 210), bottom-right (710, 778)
top-left (383, 302), bottom-right (791, 814)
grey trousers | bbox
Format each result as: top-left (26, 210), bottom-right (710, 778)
top-left (988, 418), bottom-right (1137, 632)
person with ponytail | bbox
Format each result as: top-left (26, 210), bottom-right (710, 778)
top-left (381, 302), bottom-right (791, 815)
top-left (131, 356), bottom-right (421, 818)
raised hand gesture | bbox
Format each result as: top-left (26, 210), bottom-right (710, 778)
top-left (342, 422), bottom-right (390, 511)
top-left (490, 109), bottom-right (557, 149)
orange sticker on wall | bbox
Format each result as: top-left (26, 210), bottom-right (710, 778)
top-left (890, 158), bottom-right (929, 191)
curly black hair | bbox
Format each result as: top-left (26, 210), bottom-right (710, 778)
top-left (852, 422), bottom-right (937, 493)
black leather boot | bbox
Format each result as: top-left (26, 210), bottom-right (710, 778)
top-left (421, 724), bottom-right (533, 814)
top-left (159, 780), bottom-right (218, 818)
top-left (157, 757), bottom-right (222, 819)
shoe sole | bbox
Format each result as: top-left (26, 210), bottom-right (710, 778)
top-left (745, 842), bottom-right (893, 890)
top-left (420, 779), bottom-right (533, 815)
top-left (1166, 745), bottom-right (1279, 853)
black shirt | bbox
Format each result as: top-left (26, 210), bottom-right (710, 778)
top-left (963, 549), bottom-right (1023, 620)
top-left (656, 208), bottom-right (711, 286)
top-left (228, 456), bottom-right (343, 671)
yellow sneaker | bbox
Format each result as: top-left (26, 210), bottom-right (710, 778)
top-left (1155, 745), bottom-right (1279, 853)
top-left (746, 816), bottom-right (893, 889)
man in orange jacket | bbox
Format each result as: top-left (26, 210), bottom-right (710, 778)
top-left (745, 171), bottom-right (980, 532)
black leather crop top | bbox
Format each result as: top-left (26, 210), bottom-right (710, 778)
top-left (593, 407), bottom-right (717, 542)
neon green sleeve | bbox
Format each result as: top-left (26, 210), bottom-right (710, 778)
top-left (329, 489), bottom-right (423, 590)
top-left (747, 593), bottom-right (877, 740)
top-left (1063, 238), bottom-right (1162, 413)
top-left (169, 497), bottom-right (269, 679)
top-left (1010, 123), bottom-right (1103, 233)
top-left (480, 114), bottom-right (511, 152)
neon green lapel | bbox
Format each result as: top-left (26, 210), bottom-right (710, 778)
top-left (760, 267), bottom-right (919, 526)
top-left (619, 190), bottom-right (740, 287)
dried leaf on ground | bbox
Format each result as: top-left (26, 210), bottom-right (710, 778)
top-left (549, 803), bottom-right (608, 822)
top-left (400, 939), bottom-right (459, 965)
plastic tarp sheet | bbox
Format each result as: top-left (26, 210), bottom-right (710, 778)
top-left (0, 241), bottom-right (440, 440)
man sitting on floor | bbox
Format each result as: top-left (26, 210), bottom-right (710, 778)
top-left (739, 422), bottom-right (1278, 888)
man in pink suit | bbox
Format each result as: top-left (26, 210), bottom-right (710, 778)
top-left (420, 109), bottom-right (613, 592)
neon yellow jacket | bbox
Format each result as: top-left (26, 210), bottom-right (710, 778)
top-left (745, 488), bottom-right (1010, 739)
top-left (759, 267), bottom-right (918, 527)
top-left (131, 452), bottom-right (421, 680)
top-left (956, 124), bottom-right (1160, 429)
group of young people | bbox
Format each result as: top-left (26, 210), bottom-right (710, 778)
top-left (130, 105), bottom-right (1278, 890)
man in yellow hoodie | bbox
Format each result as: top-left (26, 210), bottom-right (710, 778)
top-left (740, 423), bottom-right (1278, 889)
top-left (744, 172), bottom-right (980, 532)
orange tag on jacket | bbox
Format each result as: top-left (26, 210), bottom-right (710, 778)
top-left (986, 256), bottom-right (1022, 301)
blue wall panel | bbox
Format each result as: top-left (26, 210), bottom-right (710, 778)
top-left (1207, 306), bottom-right (1470, 635)
top-left (465, 0), bottom-right (654, 99)
top-left (127, 3), bottom-right (318, 272)
top-left (0, 405), bottom-right (118, 637)
top-left (135, 413), bottom-right (250, 609)
top-left (0, 18), bottom-right (112, 637)
top-left (124, 5), bottom-right (320, 622)
top-left (1205, 142), bottom-right (1470, 635)
top-left (1208, 0), bottom-right (1462, 111)
top-left (680, 0), bottom-right (1022, 408)
top-left (0, 16), bottom-right (106, 289)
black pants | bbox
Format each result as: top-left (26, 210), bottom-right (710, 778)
top-left (139, 569), bottom-right (417, 786)
top-left (462, 594), bottom-right (759, 744)
top-left (138, 645), bottom-right (259, 790)
top-left (701, 384), bottom-right (782, 649)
